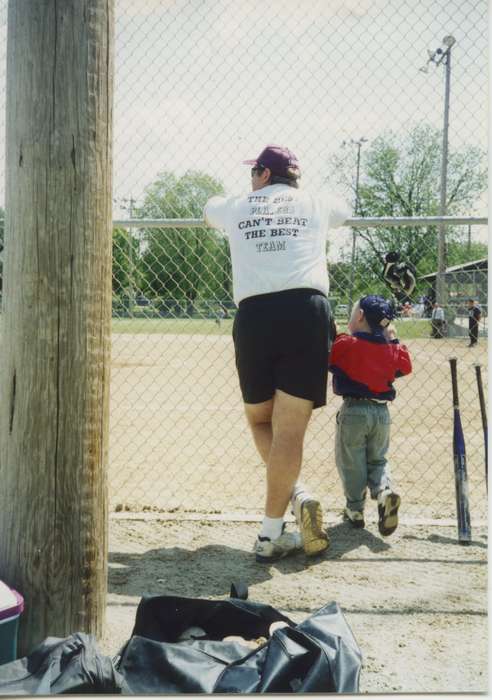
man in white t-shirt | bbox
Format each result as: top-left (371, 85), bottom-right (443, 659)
top-left (204, 145), bottom-right (350, 563)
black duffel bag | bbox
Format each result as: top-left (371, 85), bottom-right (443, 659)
top-left (0, 588), bottom-right (361, 694)
top-left (115, 590), bottom-right (362, 693)
top-left (0, 633), bottom-right (126, 694)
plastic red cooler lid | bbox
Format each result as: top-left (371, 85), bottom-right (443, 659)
top-left (0, 580), bottom-right (24, 621)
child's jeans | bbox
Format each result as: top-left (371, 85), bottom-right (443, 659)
top-left (335, 398), bottom-right (393, 512)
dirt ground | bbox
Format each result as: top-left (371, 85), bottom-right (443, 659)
top-left (109, 333), bottom-right (488, 521)
top-left (104, 331), bottom-right (488, 694)
top-left (100, 515), bottom-right (488, 694)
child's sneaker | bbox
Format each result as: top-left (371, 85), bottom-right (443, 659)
top-left (253, 527), bottom-right (302, 563)
top-left (343, 507), bottom-right (365, 528)
top-left (293, 496), bottom-right (330, 556)
top-left (377, 489), bottom-right (401, 536)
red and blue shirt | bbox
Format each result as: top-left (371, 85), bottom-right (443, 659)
top-left (328, 332), bottom-right (412, 401)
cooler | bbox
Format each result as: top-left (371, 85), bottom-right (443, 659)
top-left (0, 580), bottom-right (24, 665)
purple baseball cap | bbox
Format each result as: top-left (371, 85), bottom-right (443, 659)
top-left (360, 295), bottom-right (395, 330)
top-left (243, 145), bottom-right (301, 177)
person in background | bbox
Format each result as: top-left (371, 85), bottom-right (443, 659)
top-left (431, 302), bottom-right (446, 339)
top-left (423, 295), bottom-right (433, 318)
top-left (402, 302), bottom-right (413, 318)
top-left (467, 299), bottom-right (481, 347)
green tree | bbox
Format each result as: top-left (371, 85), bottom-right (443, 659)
top-left (446, 239), bottom-right (487, 267)
top-left (112, 226), bottom-right (142, 297)
top-left (137, 170), bottom-right (227, 313)
top-left (327, 125), bottom-right (487, 299)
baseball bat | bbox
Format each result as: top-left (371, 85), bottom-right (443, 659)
top-left (474, 363), bottom-right (488, 490)
top-left (449, 357), bottom-right (472, 544)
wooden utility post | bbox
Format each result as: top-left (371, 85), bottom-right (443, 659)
top-left (0, 0), bottom-right (114, 654)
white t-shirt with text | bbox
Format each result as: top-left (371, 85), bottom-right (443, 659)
top-left (203, 184), bottom-right (350, 305)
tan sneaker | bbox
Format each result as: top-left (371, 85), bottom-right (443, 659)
top-left (293, 496), bottom-right (330, 556)
top-left (377, 489), bottom-right (400, 536)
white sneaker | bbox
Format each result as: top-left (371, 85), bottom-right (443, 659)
top-left (293, 496), bottom-right (330, 556)
top-left (253, 528), bottom-right (302, 563)
top-left (343, 507), bottom-right (365, 529)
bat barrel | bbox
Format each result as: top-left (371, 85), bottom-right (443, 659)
top-left (474, 363), bottom-right (487, 431)
top-left (449, 357), bottom-right (459, 408)
top-left (449, 357), bottom-right (472, 544)
top-left (474, 363), bottom-right (488, 490)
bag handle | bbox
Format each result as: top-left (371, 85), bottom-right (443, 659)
top-left (230, 582), bottom-right (248, 600)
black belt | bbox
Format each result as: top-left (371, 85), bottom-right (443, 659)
top-left (239, 288), bottom-right (326, 308)
top-left (343, 396), bottom-right (388, 405)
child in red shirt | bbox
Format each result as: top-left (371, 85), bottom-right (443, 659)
top-left (329, 295), bottom-right (412, 535)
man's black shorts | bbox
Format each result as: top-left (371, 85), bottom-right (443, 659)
top-left (232, 288), bottom-right (332, 409)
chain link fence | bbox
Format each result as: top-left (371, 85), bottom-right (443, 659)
top-left (0, 0), bottom-right (488, 522)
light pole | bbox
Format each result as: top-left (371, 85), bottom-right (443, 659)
top-left (121, 195), bottom-right (137, 316)
top-left (342, 137), bottom-right (368, 313)
top-left (420, 35), bottom-right (456, 306)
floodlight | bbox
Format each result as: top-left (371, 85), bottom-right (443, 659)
top-left (443, 35), bottom-right (456, 47)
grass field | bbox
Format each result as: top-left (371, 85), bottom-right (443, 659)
top-left (111, 316), bottom-right (434, 339)
top-left (112, 317), bottom-right (236, 335)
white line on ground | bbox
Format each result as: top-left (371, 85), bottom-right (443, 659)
top-left (110, 511), bottom-right (487, 527)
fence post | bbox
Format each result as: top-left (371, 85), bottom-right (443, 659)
top-left (0, 0), bottom-right (114, 654)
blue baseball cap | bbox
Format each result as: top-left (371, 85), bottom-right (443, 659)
top-left (359, 295), bottom-right (395, 330)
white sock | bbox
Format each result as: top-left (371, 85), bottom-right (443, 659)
top-left (259, 516), bottom-right (284, 540)
top-left (377, 487), bottom-right (392, 504)
top-left (291, 482), bottom-right (312, 506)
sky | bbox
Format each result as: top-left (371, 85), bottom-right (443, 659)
top-left (0, 0), bottom-right (488, 255)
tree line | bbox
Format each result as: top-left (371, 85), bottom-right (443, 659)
top-left (113, 124), bottom-right (486, 309)
top-left (112, 171), bottom-right (231, 313)
top-left (327, 124), bottom-right (487, 301)
top-left (2, 121), bottom-right (487, 309)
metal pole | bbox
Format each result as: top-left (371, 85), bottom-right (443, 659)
top-left (112, 215), bottom-right (488, 229)
top-left (348, 231), bottom-right (357, 312)
top-left (437, 47), bottom-right (452, 305)
top-left (128, 196), bottom-right (136, 317)
top-left (348, 140), bottom-right (364, 313)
